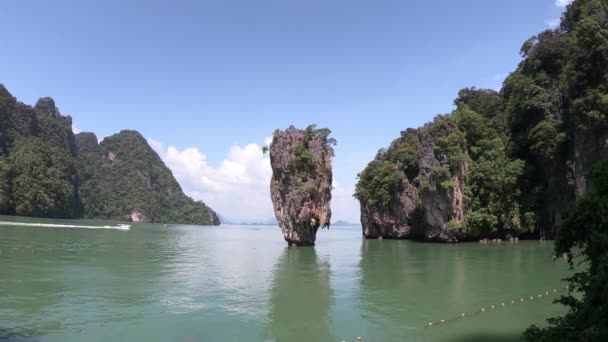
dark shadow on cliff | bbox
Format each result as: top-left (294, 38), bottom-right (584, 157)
top-left (265, 247), bottom-right (334, 342)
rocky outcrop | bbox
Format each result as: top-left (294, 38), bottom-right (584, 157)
top-left (359, 124), bottom-right (468, 242)
top-left (417, 124), bottom-right (467, 241)
top-left (34, 97), bottom-right (62, 118)
top-left (269, 126), bottom-right (334, 246)
top-left (361, 179), bottom-right (419, 239)
top-left (130, 209), bottom-right (150, 223)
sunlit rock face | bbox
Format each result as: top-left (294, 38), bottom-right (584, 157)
top-left (269, 126), bottom-right (334, 246)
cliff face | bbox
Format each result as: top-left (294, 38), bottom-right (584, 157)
top-left (358, 123), bottom-right (470, 242)
top-left (269, 126), bottom-right (334, 246)
top-left (416, 123), bottom-right (467, 241)
top-left (360, 180), bottom-right (419, 239)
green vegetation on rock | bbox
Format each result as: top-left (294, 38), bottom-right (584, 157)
top-left (354, 160), bottom-right (403, 207)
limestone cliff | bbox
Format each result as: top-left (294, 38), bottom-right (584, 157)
top-left (269, 125), bottom-right (334, 246)
top-left (358, 122), bottom-right (470, 242)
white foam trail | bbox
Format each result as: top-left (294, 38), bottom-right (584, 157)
top-left (0, 221), bottom-right (130, 230)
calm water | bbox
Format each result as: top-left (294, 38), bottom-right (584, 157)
top-left (0, 216), bottom-right (570, 341)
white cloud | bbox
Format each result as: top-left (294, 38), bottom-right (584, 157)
top-left (149, 138), bottom-right (274, 222)
top-left (546, 18), bottom-right (561, 28)
top-left (555, 0), bottom-right (573, 7)
top-left (149, 137), bottom-right (361, 224)
top-left (72, 125), bottom-right (81, 134)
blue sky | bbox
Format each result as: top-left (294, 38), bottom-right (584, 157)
top-left (0, 0), bottom-right (571, 222)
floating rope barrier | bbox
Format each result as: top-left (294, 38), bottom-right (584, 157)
top-left (424, 285), bottom-right (570, 328)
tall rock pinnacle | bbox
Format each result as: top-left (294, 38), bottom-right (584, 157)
top-left (269, 125), bottom-right (335, 246)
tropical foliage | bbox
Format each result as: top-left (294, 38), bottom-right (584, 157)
top-left (0, 86), bottom-right (79, 218)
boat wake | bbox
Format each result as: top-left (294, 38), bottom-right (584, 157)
top-left (0, 221), bottom-right (131, 230)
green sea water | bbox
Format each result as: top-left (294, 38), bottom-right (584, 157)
top-left (0, 216), bottom-right (570, 341)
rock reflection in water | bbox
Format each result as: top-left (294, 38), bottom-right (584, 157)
top-left (266, 247), bottom-right (334, 341)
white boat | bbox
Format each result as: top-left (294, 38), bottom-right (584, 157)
top-left (117, 224), bottom-right (131, 230)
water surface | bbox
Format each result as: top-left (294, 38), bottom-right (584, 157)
top-left (0, 216), bottom-right (570, 341)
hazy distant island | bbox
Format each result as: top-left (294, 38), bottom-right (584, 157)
top-left (332, 220), bottom-right (358, 226)
top-left (0, 85), bottom-right (219, 225)
top-left (223, 217), bottom-right (278, 226)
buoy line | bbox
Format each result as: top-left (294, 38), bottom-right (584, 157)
top-left (424, 286), bottom-right (570, 329)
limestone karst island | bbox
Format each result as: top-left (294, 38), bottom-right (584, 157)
top-left (1, 0), bottom-right (607, 341)
top-left (268, 125), bottom-right (334, 246)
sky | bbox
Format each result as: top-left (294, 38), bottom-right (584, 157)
top-left (0, 0), bottom-right (573, 223)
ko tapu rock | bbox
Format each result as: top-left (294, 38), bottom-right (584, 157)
top-left (268, 125), bottom-right (335, 246)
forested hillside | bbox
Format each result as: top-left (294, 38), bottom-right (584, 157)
top-left (355, 0), bottom-right (608, 242)
top-left (76, 130), bottom-right (219, 225)
top-left (0, 86), bottom-right (80, 218)
top-left (0, 85), bottom-right (219, 225)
